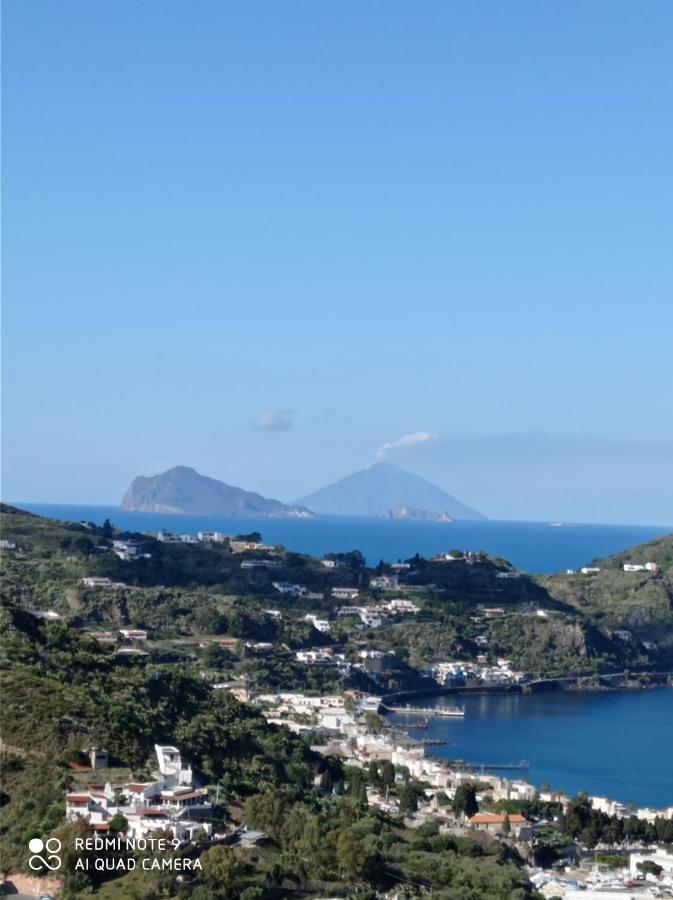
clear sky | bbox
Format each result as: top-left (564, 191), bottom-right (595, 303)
top-left (2, 0), bottom-right (672, 524)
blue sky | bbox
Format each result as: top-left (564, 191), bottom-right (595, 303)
top-left (2, 0), bottom-right (672, 524)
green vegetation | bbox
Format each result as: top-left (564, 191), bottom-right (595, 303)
top-left (538, 534), bottom-right (673, 668)
top-left (3, 503), bottom-right (672, 681)
top-left (0, 507), bottom-right (541, 898)
top-left (2, 504), bottom-right (672, 897)
top-left (487, 614), bottom-right (619, 677)
top-left (0, 607), bottom-right (536, 899)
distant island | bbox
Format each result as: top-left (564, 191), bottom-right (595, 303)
top-left (119, 461), bottom-right (485, 521)
top-left (296, 461), bottom-right (486, 520)
top-left (120, 465), bottom-right (314, 518)
top-left (383, 504), bottom-right (454, 522)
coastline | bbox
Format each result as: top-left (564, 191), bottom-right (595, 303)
top-left (381, 672), bottom-right (673, 706)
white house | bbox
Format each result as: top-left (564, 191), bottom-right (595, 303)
top-left (296, 649), bottom-right (337, 666)
top-left (305, 614), bottom-right (331, 633)
top-left (369, 575), bottom-right (399, 590)
top-left (112, 539), bottom-right (142, 560)
top-left (156, 532), bottom-right (183, 544)
top-left (65, 743), bottom-right (213, 841)
top-left (359, 609), bottom-right (382, 628)
top-left (272, 581), bottom-right (307, 597)
top-left (230, 540), bottom-right (275, 553)
top-left (154, 744), bottom-right (193, 786)
top-left (332, 587), bottom-right (360, 601)
top-left (197, 531), bottom-right (228, 543)
top-left (319, 709), bottom-right (356, 730)
top-left (386, 598), bottom-right (419, 614)
top-left (623, 562), bottom-right (658, 573)
top-left (119, 629), bottom-right (147, 641)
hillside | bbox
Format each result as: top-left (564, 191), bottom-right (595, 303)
top-left (538, 532), bottom-right (673, 656)
top-left (120, 465), bottom-right (313, 517)
top-left (0, 512), bottom-right (538, 897)
top-left (4, 503), bottom-right (671, 682)
top-left (297, 462), bottom-right (486, 519)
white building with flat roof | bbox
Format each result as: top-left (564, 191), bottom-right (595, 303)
top-left (155, 744), bottom-right (193, 786)
top-left (332, 587), bottom-right (360, 600)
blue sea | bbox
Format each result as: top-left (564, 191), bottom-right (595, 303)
top-left (14, 502), bottom-right (671, 574)
top-left (392, 688), bottom-right (673, 808)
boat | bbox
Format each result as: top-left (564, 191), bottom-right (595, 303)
top-left (382, 703), bottom-right (465, 718)
top-left (436, 706), bottom-right (465, 717)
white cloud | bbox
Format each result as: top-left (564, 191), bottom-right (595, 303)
top-left (376, 431), bottom-right (437, 461)
top-left (255, 410), bottom-right (294, 432)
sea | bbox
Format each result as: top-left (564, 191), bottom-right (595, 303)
top-left (391, 688), bottom-right (673, 809)
top-left (12, 502), bottom-right (673, 807)
top-left (14, 502), bottom-right (672, 574)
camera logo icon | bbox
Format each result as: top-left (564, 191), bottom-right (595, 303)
top-left (28, 837), bottom-right (62, 871)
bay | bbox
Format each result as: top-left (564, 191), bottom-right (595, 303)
top-left (392, 688), bottom-right (673, 808)
top-left (14, 502), bottom-right (671, 574)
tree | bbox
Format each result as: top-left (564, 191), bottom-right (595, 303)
top-left (453, 783), bottom-right (479, 820)
top-left (201, 642), bottom-right (231, 669)
top-left (235, 532), bottom-right (261, 543)
top-left (638, 860), bottom-right (664, 877)
top-left (564, 792), bottom-right (592, 838)
top-left (502, 812), bottom-right (511, 836)
top-left (349, 770), bottom-right (368, 806)
top-left (199, 846), bottom-right (244, 896)
top-left (73, 536), bottom-right (94, 555)
top-left (380, 760), bottom-right (395, 787)
top-left (240, 888), bottom-right (264, 900)
top-left (320, 768), bottom-right (334, 791)
top-left (244, 788), bottom-right (289, 841)
top-left (336, 830), bottom-right (367, 878)
top-left (367, 760), bottom-right (381, 787)
top-left (194, 607), bottom-right (229, 635)
top-left (398, 781), bottom-right (423, 815)
top-left (109, 813), bottom-right (128, 833)
top-left (364, 711), bottom-right (384, 733)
